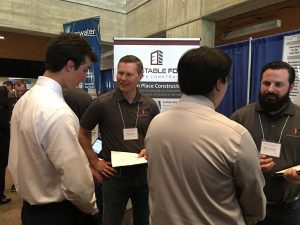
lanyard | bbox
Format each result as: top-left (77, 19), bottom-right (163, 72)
top-left (258, 113), bottom-right (289, 143)
top-left (118, 101), bottom-right (140, 129)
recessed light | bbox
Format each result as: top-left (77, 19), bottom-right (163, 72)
top-left (0, 36), bottom-right (4, 40)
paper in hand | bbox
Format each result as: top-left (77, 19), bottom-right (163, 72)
top-left (111, 151), bottom-right (147, 167)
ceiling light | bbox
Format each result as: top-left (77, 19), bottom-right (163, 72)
top-left (223, 19), bottom-right (281, 40)
top-left (0, 36), bottom-right (5, 40)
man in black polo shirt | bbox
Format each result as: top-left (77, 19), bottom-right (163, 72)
top-left (79, 55), bottom-right (160, 225)
top-left (231, 61), bottom-right (300, 225)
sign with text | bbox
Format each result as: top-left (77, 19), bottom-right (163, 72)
top-left (114, 38), bottom-right (200, 111)
top-left (63, 16), bottom-right (101, 96)
top-left (283, 34), bottom-right (300, 105)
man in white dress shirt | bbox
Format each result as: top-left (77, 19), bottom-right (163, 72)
top-left (8, 33), bottom-right (98, 225)
top-left (145, 46), bottom-right (266, 225)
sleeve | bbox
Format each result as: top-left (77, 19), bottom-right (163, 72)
top-left (42, 110), bottom-right (97, 214)
top-left (0, 110), bottom-right (10, 138)
top-left (230, 110), bottom-right (240, 122)
top-left (63, 90), bottom-right (92, 119)
top-left (150, 99), bottom-right (160, 118)
top-left (7, 110), bottom-right (19, 186)
top-left (230, 108), bottom-right (248, 125)
top-left (233, 131), bottom-right (266, 224)
top-left (78, 92), bottom-right (92, 119)
top-left (80, 98), bottom-right (102, 130)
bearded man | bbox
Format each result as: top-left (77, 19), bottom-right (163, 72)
top-left (231, 61), bottom-right (300, 225)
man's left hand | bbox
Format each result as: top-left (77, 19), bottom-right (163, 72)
top-left (138, 148), bottom-right (147, 160)
top-left (90, 167), bottom-right (102, 184)
top-left (283, 168), bottom-right (300, 184)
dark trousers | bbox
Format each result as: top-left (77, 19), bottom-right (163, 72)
top-left (0, 138), bottom-right (9, 199)
top-left (22, 200), bottom-right (99, 225)
top-left (101, 167), bottom-right (149, 225)
top-left (95, 183), bottom-right (103, 225)
top-left (257, 198), bottom-right (300, 225)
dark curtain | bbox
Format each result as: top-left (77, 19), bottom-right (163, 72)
top-left (250, 29), bottom-right (300, 102)
top-left (216, 40), bottom-right (250, 116)
top-left (100, 69), bottom-right (115, 94)
top-left (216, 29), bottom-right (300, 116)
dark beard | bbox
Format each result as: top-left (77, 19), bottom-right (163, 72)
top-left (259, 91), bottom-right (290, 112)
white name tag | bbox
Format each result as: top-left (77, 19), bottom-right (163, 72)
top-left (123, 128), bottom-right (138, 140)
top-left (260, 140), bottom-right (281, 158)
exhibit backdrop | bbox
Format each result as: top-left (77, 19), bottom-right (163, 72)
top-left (63, 16), bottom-right (101, 97)
top-left (283, 33), bottom-right (300, 105)
top-left (114, 38), bottom-right (200, 111)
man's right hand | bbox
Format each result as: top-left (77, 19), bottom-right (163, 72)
top-left (260, 154), bottom-right (275, 172)
top-left (79, 127), bottom-right (117, 178)
top-left (95, 159), bottom-right (117, 178)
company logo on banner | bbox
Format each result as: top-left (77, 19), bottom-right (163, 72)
top-left (151, 50), bottom-right (163, 65)
top-left (63, 17), bottom-right (101, 95)
top-left (114, 38), bottom-right (200, 111)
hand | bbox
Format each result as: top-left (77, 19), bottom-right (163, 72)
top-left (95, 159), bottom-right (117, 178)
top-left (260, 154), bottom-right (275, 172)
top-left (90, 167), bottom-right (102, 185)
top-left (283, 168), bottom-right (300, 184)
top-left (137, 148), bottom-right (147, 160)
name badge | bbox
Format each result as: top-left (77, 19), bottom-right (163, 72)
top-left (260, 140), bottom-right (281, 158)
top-left (123, 128), bottom-right (138, 140)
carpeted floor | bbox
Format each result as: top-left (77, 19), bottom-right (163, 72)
top-left (0, 170), bottom-right (22, 225)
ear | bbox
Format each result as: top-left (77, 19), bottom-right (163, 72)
top-left (138, 73), bottom-right (143, 81)
top-left (215, 79), bottom-right (223, 91)
top-left (66, 60), bottom-right (74, 72)
top-left (289, 83), bottom-right (295, 92)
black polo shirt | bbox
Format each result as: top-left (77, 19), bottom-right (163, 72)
top-left (231, 99), bottom-right (300, 203)
top-left (80, 87), bottom-right (160, 161)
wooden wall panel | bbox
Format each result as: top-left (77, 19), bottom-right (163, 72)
top-left (202, 0), bottom-right (285, 21)
top-left (215, 0), bottom-right (300, 45)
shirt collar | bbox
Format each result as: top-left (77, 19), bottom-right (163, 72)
top-left (114, 87), bottom-right (142, 103)
top-left (179, 94), bottom-right (215, 110)
top-left (36, 76), bottom-right (63, 98)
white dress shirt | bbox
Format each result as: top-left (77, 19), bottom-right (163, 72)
top-left (8, 76), bottom-right (97, 214)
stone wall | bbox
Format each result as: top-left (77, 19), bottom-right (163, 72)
top-left (0, 0), bottom-right (286, 46)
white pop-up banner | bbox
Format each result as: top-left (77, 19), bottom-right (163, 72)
top-left (283, 34), bottom-right (300, 105)
top-left (114, 38), bottom-right (200, 111)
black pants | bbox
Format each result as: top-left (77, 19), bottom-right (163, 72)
top-left (0, 138), bottom-right (9, 199)
top-left (22, 200), bottom-right (99, 225)
top-left (256, 198), bottom-right (300, 225)
top-left (102, 165), bottom-right (149, 225)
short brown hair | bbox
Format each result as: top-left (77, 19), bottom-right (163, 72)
top-left (14, 79), bottom-right (27, 89)
top-left (260, 61), bottom-right (295, 84)
top-left (45, 32), bottom-right (97, 72)
top-left (118, 55), bottom-right (143, 74)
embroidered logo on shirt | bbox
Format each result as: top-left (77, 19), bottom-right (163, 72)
top-left (287, 128), bottom-right (300, 137)
top-left (138, 108), bottom-right (149, 117)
